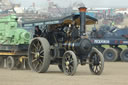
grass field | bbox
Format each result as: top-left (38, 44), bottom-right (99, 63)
top-left (102, 45), bottom-right (127, 49)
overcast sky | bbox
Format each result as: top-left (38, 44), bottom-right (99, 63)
top-left (11, 0), bottom-right (128, 8)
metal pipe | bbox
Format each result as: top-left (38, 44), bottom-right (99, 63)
top-left (79, 7), bottom-right (87, 36)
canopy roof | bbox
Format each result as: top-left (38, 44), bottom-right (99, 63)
top-left (22, 13), bottom-right (98, 27)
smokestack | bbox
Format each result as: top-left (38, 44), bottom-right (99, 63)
top-left (79, 7), bottom-right (87, 36)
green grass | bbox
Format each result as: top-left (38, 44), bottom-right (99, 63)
top-left (102, 45), bottom-right (127, 50)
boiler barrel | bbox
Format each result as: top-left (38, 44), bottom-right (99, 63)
top-left (62, 38), bottom-right (92, 55)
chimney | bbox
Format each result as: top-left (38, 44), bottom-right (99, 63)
top-left (79, 7), bottom-right (87, 36)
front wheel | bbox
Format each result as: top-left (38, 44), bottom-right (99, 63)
top-left (89, 47), bottom-right (104, 75)
top-left (62, 51), bottom-right (78, 76)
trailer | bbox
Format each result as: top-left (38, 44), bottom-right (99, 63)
top-left (0, 14), bottom-right (30, 69)
top-left (90, 25), bottom-right (128, 62)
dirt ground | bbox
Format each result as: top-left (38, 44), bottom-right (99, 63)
top-left (0, 62), bottom-right (128, 85)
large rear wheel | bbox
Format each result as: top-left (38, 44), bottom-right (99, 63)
top-left (89, 47), bottom-right (104, 75)
top-left (28, 37), bottom-right (51, 73)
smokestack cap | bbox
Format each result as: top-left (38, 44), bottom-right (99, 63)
top-left (79, 7), bottom-right (87, 12)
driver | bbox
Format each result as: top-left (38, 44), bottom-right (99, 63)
top-left (33, 26), bottom-right (42, 37)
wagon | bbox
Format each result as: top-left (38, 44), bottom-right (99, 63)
top-left (0, 15), bottom-right (30, 70)
top-left (25, 7), bottom-right (104, 75)
top-left (90, 25), bottom-right (128, 62)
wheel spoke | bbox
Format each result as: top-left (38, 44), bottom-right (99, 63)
top-left (39, 46), bottom-right (42, 52)
top-left (98, 65), bottom-right (102, 70)
top-left (65, 65), bottom-right (69, 71)
top-left (70, 59), bottom-right (73, 63)
top-left (37, 41), bottom-right (40, 48)
top-left (69, 68), bottom-right (71, 73)
top-left (33, 43), bottom-right (38, 50)
top-left (95, 66), bottom-right (98, 73)
top-left (40, 50), bottom-right (44, 55)
top-left (31, 52), bottom-right (36, 55)
top-left (99, 62), bottom-right (102, 66)
top-left (40, 56), bottom-right (44, 58)
top-left (98, 65), bottom-right (101, 71)
top-left (69, 65), bottom-right (73, 72)
top-left (35, 62), bottom-right (40, 70)
top-left (65, 57), bottom-right (68, 61)
top-left (32, 58), bottom-right (38, 63)
top-left (68, 55), bottom-right (72, 61)
top-left (39, 59), bottom-right (43, 64)
top-left (37, 41), bottom-right (42, 52)
top-left (67, 66), bottom-right (71, 73)
top-left (93, 66), bottom-right (96, 72)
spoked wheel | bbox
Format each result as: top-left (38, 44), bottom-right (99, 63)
top-left (89, 47), bottom-right (104, 75)
top-left (7, 56), bottom-right (15, 70)
top-left (62, 51), bottom-right (78, 76)
top-left (58, 64), bottom-right (63, 72)
top-left (28, 37), bottom-right (51, 73)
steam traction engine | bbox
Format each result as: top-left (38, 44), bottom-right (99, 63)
top-left (27, 7), bottom-right (104, 75)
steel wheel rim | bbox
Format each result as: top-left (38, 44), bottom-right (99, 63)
top-left (29, 39), bottom-right (44, 72)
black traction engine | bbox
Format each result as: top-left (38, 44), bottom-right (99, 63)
top-left (27, 7), bottom-right (104, 76)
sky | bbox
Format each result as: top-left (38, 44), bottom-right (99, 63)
top-left (10, 0), bottom-right (128, 8)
